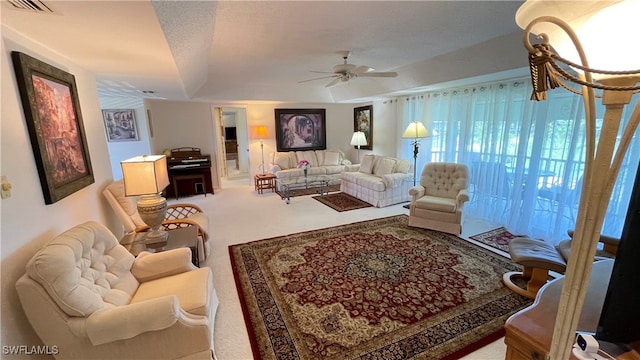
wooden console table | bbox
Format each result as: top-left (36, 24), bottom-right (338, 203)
top-left (504, 259), bottom-right (639, 360)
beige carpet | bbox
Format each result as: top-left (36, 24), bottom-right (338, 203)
top-left (171, 178), bottom-right (514, 359)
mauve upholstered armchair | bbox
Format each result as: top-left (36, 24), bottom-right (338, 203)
top-left (16, 221), bottom-right (219, 360)
top-left (407, 162), bottom-right (470, 235)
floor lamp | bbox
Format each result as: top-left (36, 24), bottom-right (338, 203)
top-left (401, 121), bottom-right (429, 209)
top-left (253, 125), bottom-right (269, 175)
top-left (350, 131), bottom-right (367, 163)
top-left (516, 1), bottom-right (640, 359)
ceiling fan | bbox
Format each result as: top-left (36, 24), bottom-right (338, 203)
top-left (299, 51), bottom-right (398, 87)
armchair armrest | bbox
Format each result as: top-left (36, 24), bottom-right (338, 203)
top-left (132, 248), bottom-right (196, 282)
top-left (567, 230), bottom-right (620, 255)
top-left (409, 185), bottom-right (425, 201)
top-left (457, 189), bottom-right (470, 204)
top-left (86, 295), bottom-right (207, 345)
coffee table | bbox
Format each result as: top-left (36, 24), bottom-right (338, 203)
top-left (120, 226), bottom-right (200, 267)
top-left (277, 175), bottom-right (331, 204)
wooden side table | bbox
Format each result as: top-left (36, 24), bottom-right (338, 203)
top-left (120, 226), bottom-right (200, 267)
top-left (255, 173), bottom-right (276, 194)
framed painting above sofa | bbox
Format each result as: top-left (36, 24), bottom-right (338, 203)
top-left (354, 105), bottom-right (373, 150)
top-left (275, 108), bottom-right (326, 152)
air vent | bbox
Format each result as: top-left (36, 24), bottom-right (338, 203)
top-left (7, 0), bottom-right (55, 14)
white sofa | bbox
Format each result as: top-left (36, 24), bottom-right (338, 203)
top-left (268, 149), bottom-right (358, 187)
top-left (340, 154), bottom-right (413, 207)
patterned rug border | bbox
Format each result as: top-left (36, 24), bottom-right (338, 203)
top-left (312, 192), bottom-right (373, 212)
top-left (230, 215), bottom-right (530, 360)
top-left (469, 226), bottom-right (525, 253)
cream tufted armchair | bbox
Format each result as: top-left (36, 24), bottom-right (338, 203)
top-left (408, 162), bottom-right (470, 235)
top-left (103, 179), bottom-right (210, 261)
top-left (16, 221), bottom-right (218, 360)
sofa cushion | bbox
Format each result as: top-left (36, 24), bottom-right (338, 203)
top-left (274, 152), bottom-right (292, 169)
top-left (131, 267), bottom-right (212, 316)
top-left (374, 157), bottom-right (396, 177)
top-left (322, 151), bottom-right (341, 166)
top-left (296, 151), bottom-right (319, 167)
top-left (323, 165), bottom-right (345, 175)
top-left (394, 159), bottom-right (411, 174)
top-left (359, 154), bottom-right (376, 174)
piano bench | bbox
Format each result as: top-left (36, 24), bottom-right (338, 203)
top-left (172, 174), bottom-right (207, 199)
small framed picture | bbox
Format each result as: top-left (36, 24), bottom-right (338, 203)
top-left (102, 109), bottom-right (139, 142)
top-left (354, 105), bottom-right (373, 150)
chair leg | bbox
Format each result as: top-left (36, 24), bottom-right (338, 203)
top-left (503, 266), bottom-right (551, 299)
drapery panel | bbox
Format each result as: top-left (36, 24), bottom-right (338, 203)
top-left (399, 78), bottom-right (639, 243)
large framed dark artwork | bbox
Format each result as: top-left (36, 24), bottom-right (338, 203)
top-left (275, 108), bottom-right (326, 152)
top-left (354, 105), bottom-right (373, 150)
top-left (12, 51), bottom-right (94, 204)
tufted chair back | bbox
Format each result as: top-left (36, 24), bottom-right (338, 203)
top-left (420, 162), bottom-right (469, 199)
top-left (25, 221), bottom-right (139, 317)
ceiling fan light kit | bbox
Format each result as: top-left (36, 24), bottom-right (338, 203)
top-left (300, 51), bottom-right (398, 87)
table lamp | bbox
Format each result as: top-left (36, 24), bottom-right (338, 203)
top-left (516, 0), bottom-right (640, 358)
top-left (350, 131), bottom-right (367, 162)
top-left (401, 121), bottom-right (430, 186)
top-left (253, 125), bottom-right (269, 175)
top-left (121, 155), bottom-right (170, 244)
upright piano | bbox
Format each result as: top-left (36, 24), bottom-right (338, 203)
top-left (166, 147), bottom-right (213, 199)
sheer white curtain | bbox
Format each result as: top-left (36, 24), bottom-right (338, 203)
top-left (399, 78), bottom-right (640, 243)
top-left (398, 95), bottom-right (431, 185)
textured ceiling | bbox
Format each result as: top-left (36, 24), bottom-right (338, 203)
top-left (2, 0), bottom-right (526, 104)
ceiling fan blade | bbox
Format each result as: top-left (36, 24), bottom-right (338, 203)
top-left (353, 65), bottom-right (374, 74)
top-left (309, 70), bottom-right (335, 74)
top-left (298, 75), bottom-right (338, 84)
top-left (355, 71), bottom-right (398, 78)
top-left (325, 78), bottom-right (341, 88)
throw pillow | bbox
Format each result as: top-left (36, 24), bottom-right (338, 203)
top-left (274, 153), bottom-right (290, 169)
top-left (359, 155), bottom-right (375, 174)
top-left (374, 157), bottom-right (397, 177)
top-left (323, 151), bottom-right (341, 166)
top-left (297, 151), bottom-right (319, 167)
top-left (394, 159), bottom-right (411, 173)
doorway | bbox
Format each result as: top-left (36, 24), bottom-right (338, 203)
top-left (215, 106), bottom-right (249, 181)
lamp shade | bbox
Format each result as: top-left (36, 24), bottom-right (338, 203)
top-left (253, 125), bottom-right (269, 139)
top-left (350, 131), bottom-right (368, 146)
top-left (401, 121), bottom-right (429, 139)
top-left (121, 155), bottom-right (169, 196)
top-left (516, 0), bottom-right (639, 76)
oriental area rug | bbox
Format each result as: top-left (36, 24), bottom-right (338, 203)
top-left (469, 227), bottom-right (525, 253)
top-left (312, 192), bottom-right (373, 212)
top-left (229, 215), bottom-right (532, 360)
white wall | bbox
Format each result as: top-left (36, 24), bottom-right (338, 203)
top-left (1, 26), bottom-right (119, 355)
top-left (144, 99), bottom-right (220, 189)
top-left (243, 100), bottom-right (403, 175)
top-left (101, 106), bottom-right (152, 180)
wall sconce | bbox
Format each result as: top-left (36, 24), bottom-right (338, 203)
top-left (516, 0), bottom-right (640, 358)
top-left (121, 155), bottom-right (170, 244)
